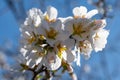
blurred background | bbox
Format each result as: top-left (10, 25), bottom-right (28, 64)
top-left (0, 0), bottom-right (120, 80)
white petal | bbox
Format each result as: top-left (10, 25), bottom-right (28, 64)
top-left (66, 50), bottom-right (75, 63)
top-left (35, 57), bottom-right (42, 65)
top-left (64, 18), bottom-right (74, 35)
top-left (73, 7), bottom-right (81, 17)
top-left (79, 6), bottom-right (87, 16)
top-left (62, 51), bottom-right (67, 61)
top-left (35, 24), bottom-right (45, 35)
top-left (56, 31), bottom-right (70, 41)
top-left (79, 40), bottom-right (93, 59)
top-left (71, 73), bottom-right (77, 80)
top-left (86, 9), bottom-right (98, 18)
top-left (45, 52), bottom-right (61, 70)
top-left (26, 59), bottom-right (32, 66)
top-left (20, 48), bottom-right (28, 57)
top-left (28, 8), bottom-right (43, 18)
top-left (50, 19), bottom-right (62, 31)
top-left (100, 19), bottom-right (107, 28)
top-left (41, 20), bottom-right (49, 30)
top-left (63, 16), bottom-right (73, 23)
top-left (63, 39), bottom-right (75, 49)
top-left (34, 15), bottom-right (41, 27)
top-left (46, 39), bottom-right (56, 47)
top-left (91, 19), bottom-right (107, 31)
top-left (58, 17), bottom-right (68, 23)
top-left (47, 6), bottom-right (58, 21)
top-left (92, 29), bottom-right (109, 52)
top-left (76, 52), bottom-right (81, 66)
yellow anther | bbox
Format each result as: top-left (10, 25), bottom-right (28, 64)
top-left (27, 37), bottom-right (35, 44)
top-left (45, 14), bottom-right (49, 22)
top-left (39, 35), bottom-right (45, 40)
top-left (37, 52), bottom-right (45, 57)
top-left (57, 44), bottom-right (66, 59)
top-left (94, 33), bottom-right (99, 40)
top-left (57, 44), bottom-right (66, 52)
top-left (45, 14), bottom-right (56, 22)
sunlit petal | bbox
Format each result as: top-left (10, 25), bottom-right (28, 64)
top-left (86, 9), bottom-right (98, 18)
top-left (47, 6), bottom-right (58, 21)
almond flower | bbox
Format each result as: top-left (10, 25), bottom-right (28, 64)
top-left (91, 29), bottom-right (109, 52)
top-left (39, 6), bottom-right (69, 46)
top-left (73, 6), bottom-right (98, 19)
top-left (20, 8), bottom-right (44, 68)
top-left (20, 6), bottom-right (109, 73)
top-left (64, 6), bottom-right (109, 60)
top-left (20, 6), bottom-right (69, 70)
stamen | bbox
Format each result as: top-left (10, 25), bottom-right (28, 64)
top-left (57, 44), bottom-right (66, 59)
top-left (45, 27), bottom-right (58, 39)
top-left (94, 33), bottom-right (99, 40)
top-left (27, 37), bottom-right (35, 44)
top-left (45, 14), bottom-right (56, 22)
top-left (73, 23), bottom-right (85, 37)
top-left (57, 44), bottom-right (66, 52)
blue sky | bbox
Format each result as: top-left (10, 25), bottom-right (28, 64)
top-left (0, 0), bottom-right (19, 47)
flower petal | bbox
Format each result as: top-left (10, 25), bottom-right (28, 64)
top-left (93, 19), bottom-right (107, 30)
top-left (86, 9), bottom-right (98, 18)
top-left (27, 8), bottom-right (43, 26)
top-left (20, 48), bottom-right (28, 57)
top-left (92, 29), bottom-right (109, 52)
top-left (56, 31), bottom-right (70, 41)
top-left (66, 49), bottom-right (75, 63)
top-left (63, 39), bottom-right (75, 49)
top-left (76, 51), bottom-right (81, 66)
top-left (79, 6), bottom-right (87, 16)
top-left (73, 7), bottom-right (81, 17)
top-left (64, 18), bottom-right (74, 35)
top-left (47, 6), bottom-right (58, 21)
top-left (79, 40), bottom-right (93, 59)
top-left (35, 57), bottom-right (43, 65)
top-left (45, 52), bottom-right (61, 70)
top-left (28, 8), bottom-right (43, 18)
top-left (49, 19), bottom-right (62, 31)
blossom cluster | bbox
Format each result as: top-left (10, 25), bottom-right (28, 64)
top-left (20, 6), bottom-right (109, 71)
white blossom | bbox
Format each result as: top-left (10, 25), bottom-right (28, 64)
top-left (44, 51), bottom-right (61, 70)
top-left (78, 40), bottom-right (92, 59)
top-left (73, 6), bottom-right (98, 19)
top-left (92, 29), bottom-right (109, 52)
top-left (20, 6), bottom-right (109, 74)
top-left (64, 6), bottom-right (109, 60)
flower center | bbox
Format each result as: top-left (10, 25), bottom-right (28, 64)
top-left (57, 43), bottom-right (66, 59)
top-left (27, 36), bottom-right (35, 44)
top-left (79, 41), bottom-right (87, 49)
top-left (45, 27), bottom-right (58, 40)
top-left (79, 41), bottom-right (91, 54)
top-left (57, 44), bottom-right (66, 52)
top-left (73, 23), bottom-right (86, 37)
